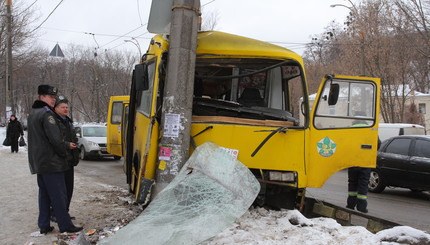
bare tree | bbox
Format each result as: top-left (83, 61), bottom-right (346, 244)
top-left (0, 0), bottom-right (38, 122)
top-left (303, 22), bottom-right (345, 94)
top-left (201, 10), bottom-right (219, 31)
top-left (303, 0), bottom-right (430, 124)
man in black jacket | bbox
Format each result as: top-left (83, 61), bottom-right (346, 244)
top-left (54, 96), bottom-right (79, 216)
top-left (27, 85), bottom-right (83, 234)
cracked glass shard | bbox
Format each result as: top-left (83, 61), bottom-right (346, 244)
top-left (100, 142), bottom-right (260, 245)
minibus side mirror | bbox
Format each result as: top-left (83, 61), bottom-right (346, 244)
top-left (134, 64), bottom-right (149, 91)
top-left (328, 83), bottom-right (340, 106)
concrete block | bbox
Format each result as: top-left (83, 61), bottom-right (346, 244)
top-left (335, 209), bottom-right (350, 221)
top-left (312, 202), bottom-right (335, 218)
top-left (351, 214), bottom-right (369, 227)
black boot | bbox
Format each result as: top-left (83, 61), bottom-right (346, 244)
top-left (40, 226), bottom-right (54, 234)
top-left (60, 225), bottom-right (83, 233)
top-left (356, 198), bottom-right (368, 213)
top-left (346, 195), bottom-right (357, 210)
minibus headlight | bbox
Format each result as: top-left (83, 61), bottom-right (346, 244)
top-left (269, 171), bottom-right (295, 182)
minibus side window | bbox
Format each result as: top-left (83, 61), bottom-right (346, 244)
top-left (137, 62), bottom-right (156, 116)
top-left (314, 80), bottom-right (376, 129)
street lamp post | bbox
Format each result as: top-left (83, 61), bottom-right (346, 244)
top-left (124, 38), bottom-right (142, 62)
top-left (331, 3), bottom-right (365, 76)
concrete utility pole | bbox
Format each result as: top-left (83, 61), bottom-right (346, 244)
top-left (154, 0), bottom-right (201, 195)
top-left (5, 0), bottom-right (14, 119)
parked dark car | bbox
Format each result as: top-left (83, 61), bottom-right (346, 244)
top-left (369, 135), bottom-right (430, 193)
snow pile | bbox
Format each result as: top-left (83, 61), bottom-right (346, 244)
top-left (376, 226), bottom-right (430, 244)
top-left (204, 208), bottom-right (430, 245)
top-left (1, 126), bottom-right (6, 144)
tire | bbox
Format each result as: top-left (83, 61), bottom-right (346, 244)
top-left (129, 171), bottom-right (137, 194)
top-left (129, 155), bottom-right (140, 194)
top-left (80, 146), bottom-right (88, 160)
top-left (368, 169), bottom-right (386, 193)
top-left (113, 155), bottom-right (121, 160)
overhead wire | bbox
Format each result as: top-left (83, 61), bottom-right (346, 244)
top-left (30, 0), bottom-right (64, 33)
top-left (105, 34), bottom-right (151, 51)
top-left (37, 37), bottom-right (71, 45)
top-left (202, 0), bottom-right (216, 7)
top-left (17, 0), bottom-right (38, 16)
top-left (134, 31), bottom-right (149, 39)
top-left (32, 0), bottom-right (215, 53)
top-left (109, 41), bottom-right (128, 51)
top-left (99, 25), bottom-right (146, 49)
top-left (32, 0), bottom-right (215, 52)
top-left (39, 26), bottom-right (153, 52)
top-left (43, 27), bottom-right (84, 34)
top-left (42, 26), bottom-right (145, 39)
top-left (95, 0), bottom-right (151, 51)
top-left (137, 0), bottom-right (144, 26)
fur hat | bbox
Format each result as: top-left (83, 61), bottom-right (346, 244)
top-left (38, 85), bottom-right (58, 95)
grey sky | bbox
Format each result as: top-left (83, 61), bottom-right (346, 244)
top-left (28, 0), bottom-right (354, 55)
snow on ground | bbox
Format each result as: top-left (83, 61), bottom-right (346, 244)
top-left (1, 127), bottom-right (430, 244)
top-left (203, 208), bottom-right (430, 245)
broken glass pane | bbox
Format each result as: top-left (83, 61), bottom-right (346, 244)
top-left (100, 142), bottom-right (261, 245)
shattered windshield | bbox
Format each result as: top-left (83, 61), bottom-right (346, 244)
top-left (193, 58), bottom-right (305, 126)
top-left (99, 142), bottom-right (260, 245)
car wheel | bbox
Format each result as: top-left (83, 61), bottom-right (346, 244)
top-left (80, 146), bottom-right (88, 160)
top-left (129, 154), bottom-right (140, 194)
top-left (368, 169), bottom-right (385, 193)
top-left (129, 169), bottom-right (138, 194)
top-left (113, 155), bottom-right (121, 160)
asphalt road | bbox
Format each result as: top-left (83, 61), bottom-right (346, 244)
top-left (306, 169), bottom-right (430, 233)
top-left (75, 157), bottom-right (127, 189)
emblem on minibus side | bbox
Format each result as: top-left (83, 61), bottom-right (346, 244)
top-left (317, 137), bottom-right (336, 157)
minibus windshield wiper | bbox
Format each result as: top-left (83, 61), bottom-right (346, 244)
top-left (251, 126), bottom-right (288, 157)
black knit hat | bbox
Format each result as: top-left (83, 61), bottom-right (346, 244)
top-left (38, 85), bottom-right (58, 95)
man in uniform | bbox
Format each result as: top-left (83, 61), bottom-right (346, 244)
top-left (53, 96), bottom-right (79, 219)
top-left (346, 112), bottom-right (380, 213)
top-left (27, 85), bottom-right (83, 234)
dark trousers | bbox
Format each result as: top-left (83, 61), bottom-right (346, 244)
top-left (64, 168), bottom-right (74, 211)
top-left (348, 167), bottom-right (371, 195)
top-left (37, 172), bottom-right (73, 231)
top-left (347, 167), bottom-right (371, 211)
top-left (10, 136), bottom-right (19, 152)
top-left (50, 167), bottom-right (74, 218)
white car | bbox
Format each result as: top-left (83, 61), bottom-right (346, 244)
top-left (75, 124), bottom-right (120, 160)
top-left (378, 123), bottom-right (426, 142)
